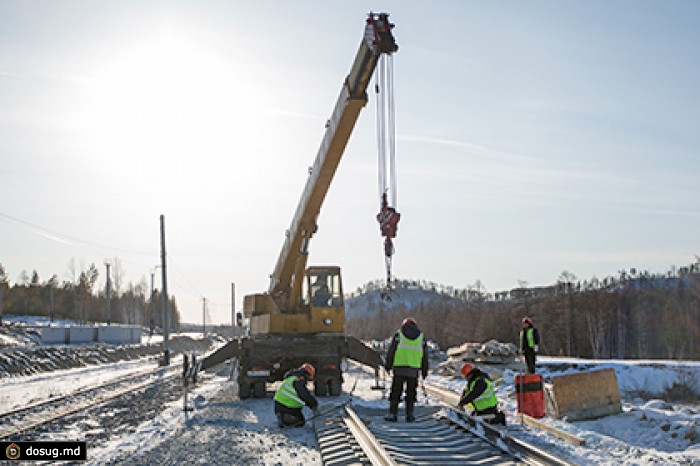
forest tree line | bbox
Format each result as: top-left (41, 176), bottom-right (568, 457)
top-left (346, 262), bottom-right (700, 360)
top-left (0, 261), bottom-right (181, 330)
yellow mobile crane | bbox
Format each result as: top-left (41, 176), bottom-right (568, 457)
top-left (202, 13), bottom-right (397, 398)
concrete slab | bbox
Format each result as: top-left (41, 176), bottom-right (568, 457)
top-left (545, 368), bottom-right (622, 421)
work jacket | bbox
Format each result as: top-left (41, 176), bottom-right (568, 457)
top-left (459, 370), bottom-right (497, 412)
top-left (273, 370), bottom-right (318, 410)
top-left (520, 326), bottom-right (540, 352)
top-left (385, 321), bottom-right (429, 379)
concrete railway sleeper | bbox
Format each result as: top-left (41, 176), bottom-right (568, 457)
top-left (313, 401), bottom-right (577, 465)
top-left (315, 404), bottom-right (519, 465)
top-left (423, 381), bottom-right (577, 466)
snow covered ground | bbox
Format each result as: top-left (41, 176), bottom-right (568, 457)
top-left (0, 318), bottom-right (697, 465)
top-left (437, 357), bottom-right (700, 465)
top-left (0, 357), bottom-right (165, 411)
top-left (4, 358), bottom-right (693, 465)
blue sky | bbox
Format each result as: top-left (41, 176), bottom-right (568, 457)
top-left (1, 1), bottom-right (699, 324)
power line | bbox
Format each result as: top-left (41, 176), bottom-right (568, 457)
top-left (0, 211), bottom-right (153, 256)
top-left (1, 211), bottom-right (218, 319)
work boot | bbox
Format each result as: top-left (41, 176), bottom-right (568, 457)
top-left (406, 402), bottom-right (415, 422)
top-left (276, 413), bottom-right (284, 428)
top-left (384, 400), bottom-right (399, 422)
top-left (495, 411), bottom-right (506, 426)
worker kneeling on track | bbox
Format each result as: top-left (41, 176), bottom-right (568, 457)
top-left (457, 363), bottom-right (506, 426)
top-left (274, 363), bottom-right (319, 428)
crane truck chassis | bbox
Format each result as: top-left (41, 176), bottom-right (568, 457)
top-left (201, 333), bottom-right (384, 397)
top-left (201, 13), bottom-right (397, 397)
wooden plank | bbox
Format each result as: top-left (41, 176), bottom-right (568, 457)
top-left (517, 413), bottom-right (586, 446)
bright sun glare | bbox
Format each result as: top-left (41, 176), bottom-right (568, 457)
top-left (82, 25), bottom-right (263, 169)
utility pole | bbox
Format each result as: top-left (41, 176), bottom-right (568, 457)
top-left (150, 270), bottom-right (156, 337)
top-left (160, 215), bottom-right (170, 366)
top-left (202, 297), bottom-right (207, 336)
top-left (49, 285), bottom-right (54, 323)
top-left (104, 261), bottom-right (111, 325)
top-left (231, 283), bottom-right (235, 326)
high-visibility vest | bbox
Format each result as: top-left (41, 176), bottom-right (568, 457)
top-left (520, 327), bottom-right (535, 349)
top-left (464, 376), bottom-right (497, 412)
top-left (274, 376), bottom-right (304, 408)
top-left (393, 330), bottom-right (424, 368)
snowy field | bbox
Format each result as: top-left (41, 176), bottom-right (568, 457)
top-left (435, 357), bottom-right (700, 466)
top-left (0, 317), bottom-right (698, 465)
top-left (2, 356), bottom-right (695, 465)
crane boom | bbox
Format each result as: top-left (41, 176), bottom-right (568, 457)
top-left (203, 15), bottom-right (397, 397)
top-left (268, 14), bottom-right (398, 310)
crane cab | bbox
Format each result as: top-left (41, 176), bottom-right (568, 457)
top-left (300, 266), bottom-right (345, 333)
top-left (245, 265), bottom-right (345, 335)
top-left (305, 266), bottom-right (344, 309)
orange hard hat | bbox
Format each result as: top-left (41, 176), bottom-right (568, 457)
top-left (461, 363), bottom-right (474, 378)
top-left (402, 317), bottom-right (417, 326)
top-left (301, 363), bottom-right (315, 380)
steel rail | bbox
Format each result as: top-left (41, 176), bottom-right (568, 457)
top-left (423, 381), bottom-right (578, 466)
top-left (343, 405), bottom-right (398, 466)
top-left (0, 365), bottom-right (165, 421)
top-left (0, 369), bottom-right (180, 440)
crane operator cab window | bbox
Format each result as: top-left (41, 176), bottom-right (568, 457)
top-left (306, 270), bottom-right (343, 308)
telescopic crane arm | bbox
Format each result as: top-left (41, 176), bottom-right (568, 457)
top-left (268, 13), bottom-right (398, 312)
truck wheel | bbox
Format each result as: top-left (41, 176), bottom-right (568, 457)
top-left (314, 379), bottom-right (328, 396)
top-left (239, 381), bottom-right (252, 399)
top-left (329, 378), bottom-right (342, 397)
top-left (253, 381), bottom-right (266, 398)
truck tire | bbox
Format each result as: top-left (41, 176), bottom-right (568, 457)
top-left (329, 378), bottom-right (342, 396)
top-left (314, 379), bottom-right (328, 396)
top-left (253, 381), bottom-right (266, 398)
top-left (239, 381), bottom-right (252, 399)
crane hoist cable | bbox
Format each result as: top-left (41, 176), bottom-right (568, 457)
top-left (375, 52), bottom-right (400, 301)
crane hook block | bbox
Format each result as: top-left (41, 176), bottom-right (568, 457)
top-left (377, 192), bottom-right (400, 241)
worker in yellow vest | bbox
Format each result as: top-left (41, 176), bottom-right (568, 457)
top-left (384, 317), bottom-right (428, 422)
top-left (458, 363), bottom-right (506, 426)
top-left (520, 316), bottom-right (540, 374)
top-left (273, 363), bottom-right (319, 428)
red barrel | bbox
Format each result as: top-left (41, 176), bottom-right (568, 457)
top-left (515, 374), bottom-right (545, 418)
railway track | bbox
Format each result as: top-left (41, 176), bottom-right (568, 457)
top-left (314, 381), bottom-right (577, 466)
top-left (0, 364), bottom-right (181, 440)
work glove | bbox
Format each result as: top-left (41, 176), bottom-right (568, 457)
top-left (534, 345), bottom-right (539, 352)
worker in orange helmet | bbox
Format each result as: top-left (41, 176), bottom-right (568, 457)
top-left (383, 317), bottom-right (429, 422)
top-left (458, 363), bottom-right (506, 426)
top-left (273, 363), bottom-right (319, 428)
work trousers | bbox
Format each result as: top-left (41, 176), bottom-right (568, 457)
top-left (274, 400), bottom-right (305, 427)
top-left (388, 374), bottom-right (418, 414)
top-left (524, 349), bottom-right (536, 374)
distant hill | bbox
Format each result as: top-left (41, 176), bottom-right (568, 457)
top-left (345, 279), bottom-right (465, 319)
top-left (346, 269), bottom-right (700, 320)
top-left (345, 268), bottom-right (700, 361)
